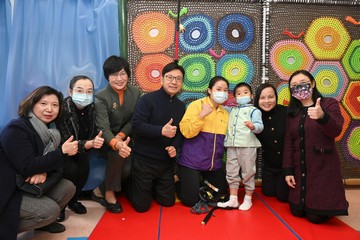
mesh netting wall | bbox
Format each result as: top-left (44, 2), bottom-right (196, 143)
top-left (267, 1), bottom-right (360, 179)
top-left (124, 0), bottom-right (360, 181)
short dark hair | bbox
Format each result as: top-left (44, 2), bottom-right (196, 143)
top-left (162, 61), bottom-right (185, 77)
top-left (103, 55), bottom-right (131, 81)
top-left (288, 69), bottom-right (322, 117)
top-left (69, 75), bottom-right (94, 90)
top-left (233, 82), bottom-right (252, 97)
top-left (254, 83), bottom-right (278, 109)
top-left (18, 86), bottom-right (64, 120)
top-left (207, 76), bottom-right (229, 95)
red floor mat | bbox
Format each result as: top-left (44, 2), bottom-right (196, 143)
top-left (160, 197), bottom-right (298, 240)
top-left (89, 197), bottom-right (160, 240)
top-left (254, 189), bottom-right (360, 240)
top-left (89, 190), bottom-right (360, 240)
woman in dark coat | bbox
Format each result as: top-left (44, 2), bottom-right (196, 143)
top-left (0, 86), bottom-right (76, 239)
top-left (283, 70), bottom-right (348, 223)
top-left (254, 83), bottom-right (288, 202)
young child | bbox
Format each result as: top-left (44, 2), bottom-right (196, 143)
top-left (218, 82), bottom-right (264, 210)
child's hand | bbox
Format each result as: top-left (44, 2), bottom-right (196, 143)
top-left (244, 121), bottom-right (254, 130)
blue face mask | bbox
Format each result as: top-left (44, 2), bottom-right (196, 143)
top-left (236, 96), bottom-right (251, 105)
top-left (72, 93), bottom-right (93, 109)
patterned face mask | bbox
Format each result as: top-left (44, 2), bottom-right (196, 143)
top-left (290, 83), bottom-right (313, 100)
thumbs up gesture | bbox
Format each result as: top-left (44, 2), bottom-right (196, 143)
top-left (92, 131), bottom-right (104, 149)
top-left (308, 98), bottom-right (324, 120)
top-left (115, 137), bottom-right (131, 158)
top-left (62, 135), bottom-right (79, 156)
top-left (199, 100), bottom-right (212, 119)
top-left (162, 118), bottom-right (177, 138)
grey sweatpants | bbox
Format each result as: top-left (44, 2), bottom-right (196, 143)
top-left (18, 179), bottom-right (75, 233)
top-left (226, 147), bottom-right (256, 192)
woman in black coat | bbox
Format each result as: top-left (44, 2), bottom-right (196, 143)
top-left (0, 86), bottom-right (76, 239)
top-left (283, 70), bottom-right (348, 223)
top-left (254, 83), bottom-right (288, 202)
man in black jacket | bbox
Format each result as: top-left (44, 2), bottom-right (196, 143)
top-left (127, 61), bottom-right (185, 212)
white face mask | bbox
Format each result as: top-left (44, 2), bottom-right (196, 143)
top-left (212, 91), bottom-right (228, 104)
top-left (236, 96), bottom-right (251, 105)
top-left (72, 93), bottom-right (93, 109)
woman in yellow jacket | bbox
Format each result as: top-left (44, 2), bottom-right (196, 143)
top-left (177, 76), bottom-right (229, 207)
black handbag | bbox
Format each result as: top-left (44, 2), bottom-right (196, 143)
top-left (16, 169), bottom-right (63, 198)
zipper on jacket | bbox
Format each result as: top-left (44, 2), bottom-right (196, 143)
top-left (209, 133), bottom-right (217, 171)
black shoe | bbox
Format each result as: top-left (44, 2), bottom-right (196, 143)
top-left (56, 209), bottom-right (65, 222)
top-left (106, 201), bottom-right (123, 213)
top-left (36, 222), bottom-right (66, 233)
top-left (91, 191), bottom-right (107, 207)
top-left (68, 201), bottom-right (87, 214)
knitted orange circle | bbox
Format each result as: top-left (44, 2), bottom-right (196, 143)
top-left (134, 54), bottom-right (173, 92)
top-left (343, 81), bottom-right (360, 120)
top-left (335, 103), bottom-right (351, 142)
top-left (132, 12), bottom-right (175, 53)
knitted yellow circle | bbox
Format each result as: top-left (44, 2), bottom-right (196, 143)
top-left (304, 17), bottom-right (350, 60)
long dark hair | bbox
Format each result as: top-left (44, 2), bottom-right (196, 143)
top-left (287, 70), bottom-right (322, 117)
top-left (254, 83), bottom-right (278, 109)
top-left (18, 86), bottom-right (64, 120)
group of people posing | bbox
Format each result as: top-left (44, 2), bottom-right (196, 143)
top-left (0, 56), bottom-right (348, 240)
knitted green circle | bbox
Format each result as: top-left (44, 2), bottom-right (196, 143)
top-left (179, 54), bottom-right (215, 92)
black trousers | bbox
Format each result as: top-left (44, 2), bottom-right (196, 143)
top-left (62, 152), bottom-right (89, 204)
top-left (261, 166), bottom-right (289, 202)
top-left (290, 205), bottom-right (332, 224)
top-left (177, 164), bottom-right (228, 207)
top-left (125, 157), bottom-right (175, 213)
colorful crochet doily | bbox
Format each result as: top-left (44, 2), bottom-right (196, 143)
top-left (179, 14), bottom-right (215, 53)
top-left (276, 82), bottom-right (290, 106)
top-left (341, 39), bottom-right (360, 80)
top-left (335, 103), bottom-right (351, 142)
top-left (270, 40), bottom-right (314, 80)
top-left (216, 54), bottom-right (254, 91)
top-left (177, 92), bottom-right (206, 107)
top-left (217, 13), bottom-right (254, 51)
top-left (310, 61), bottom-right (349, 101)
top-left (341, 121), bottom-right (360, 165)
top-left (342, 81), bottom-right (360, 120)
top-left (178, 53), bottom-right (216, 92)
top-left (134, 54), bottom-right (173, 92)
top-left (132, 12), bottom-right (175, 53)
top-left (304, 17), bottom-right (350, 60)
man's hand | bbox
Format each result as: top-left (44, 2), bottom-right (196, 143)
top-left (162, 118), bottom-right (177, 138)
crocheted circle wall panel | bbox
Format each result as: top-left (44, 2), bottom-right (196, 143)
top-left (216, 54), bottom-right (254, 91)
top-left (342, 39), bottom-right (360, 80)
top-left (178, 92), bottom-right (206, 107)
top-left (217, 13), bottom-right (254, 51)
top-left (270, 40), bottom-right (314, 80)
top-left (134, 54), bottom-right (173, 92)
top-left (342, 81), bottom-right (360, 120)
top-left (335, 103), bottom-right (351, 142)
top-left (310, 61), bottom-right (349, 101)
top-left (341, 121), bottom-right (360, 165)
top-left (179, 54), bottom-right (216, 92)
top-left (179, 14), bottom-right (215, 53)
top-left (304, 17), bottom-right (350, 60)
top-left (276, 82), bottom-right (290, 106)
top-left (132, 12), bottom-right (175, 53)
